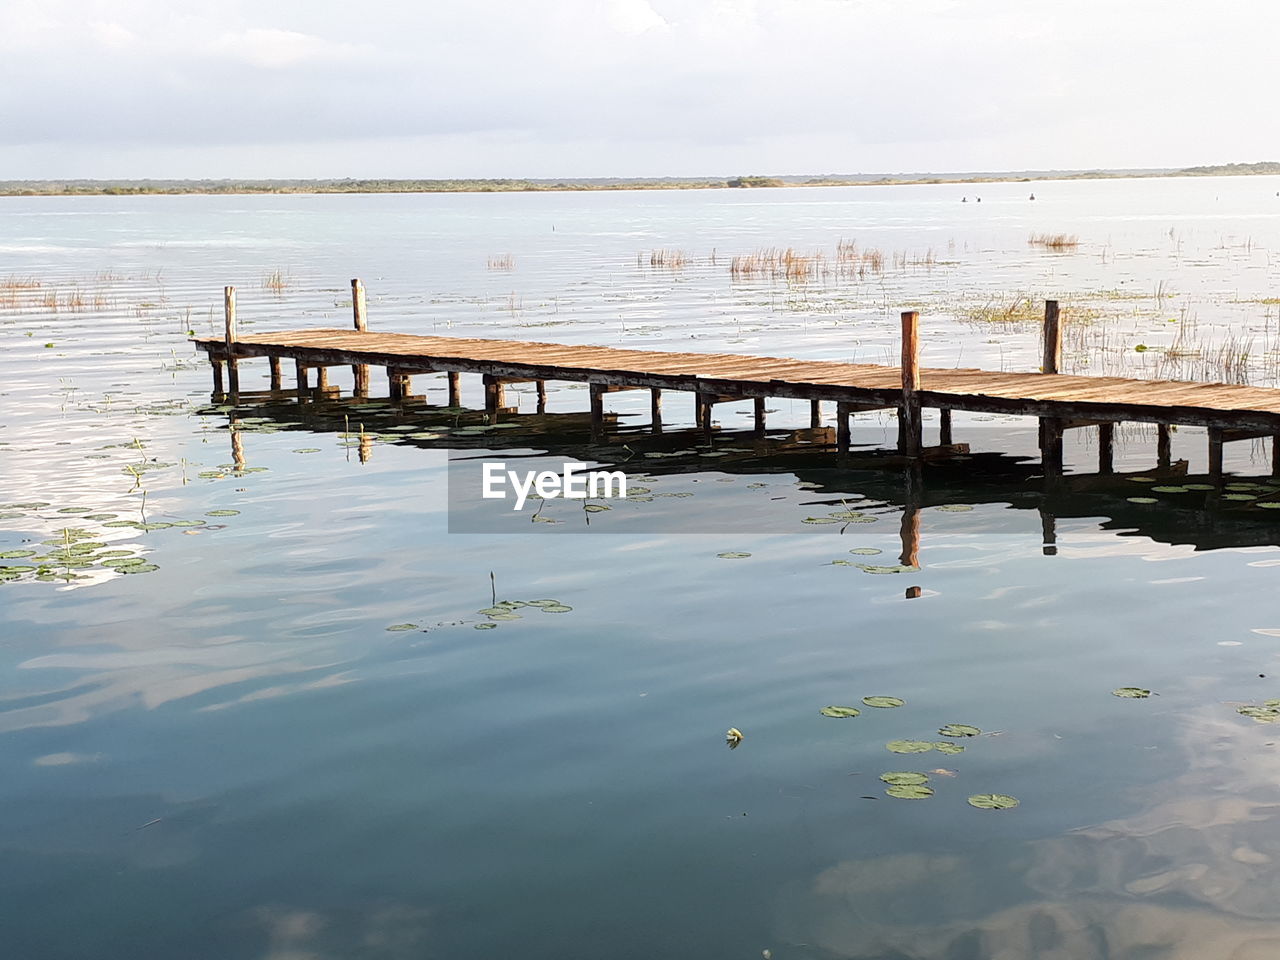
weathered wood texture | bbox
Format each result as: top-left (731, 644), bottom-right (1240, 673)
top-left (194, 328), bottom-right (1280, 432)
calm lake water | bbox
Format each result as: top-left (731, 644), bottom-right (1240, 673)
top-left (4, 178), bottom-right (1280, 959)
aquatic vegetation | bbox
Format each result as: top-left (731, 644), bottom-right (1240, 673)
top-left (967, 793), bottom-right (1019, 809)
top-left (1028, 233), bottom-right (1079, 251)
top-left (1112, 687), bottom-right (1151, 698)
top-left (886, 740), bottom-right (935, 754)
top-left (862, 696), bottom-right (906, 708)
top-left (886, 784), bottom-right (934, 799)
top-left (937, 724), bottom-right (981, 738)
top-left (820, 706), bottom-right (861, 718)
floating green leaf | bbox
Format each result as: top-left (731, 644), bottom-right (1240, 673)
top-left (205, 509), bottom-right (240, 517)
top-left (820, 706), bottom-right (861, 718)
top-left (1238, 705), bottom-right (1280, 722)
top-left (933, 741), bottom-right (966, 755)
top-left (863, 696), bottom-right (906, 708)
top-left (0, 550), bottom-right (36, 559)
top-left (386, 623), bottom-right (419, 632)
top-left (968, 793), bottom-right (1019, 810)
top-left (119, 563), bottom-right (159, 574)
top-left (1151, 486), bottom-right (1188, 493)
top-left (1183, 484), bottom-right (1216, 491)
top-left (879, 772), bottom-right (929, 785)
top-left (886, 784), bottom-right (934, 799)
top-left (849, 547), bottom-right (882, 556)
top-left (717, 552), bottom-right (752, 559)
top-left (856, 563), bottom-right (919, 575)
top-left (938, 723), bottom-right (981, 738)
top-left (886, 739), bottom-right (934, 754)
top-left (1112, 687), bottom-right (1151, 698)
top-left (474, 622), bottom-right (497, 630)
top-left (1127, 497), bottom-right (1158, 504)
top-left (935, 504), bottom-right (974, 512)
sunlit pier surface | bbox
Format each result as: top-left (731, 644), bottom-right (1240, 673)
top-left (194, 280), bottom-right (1280, 478)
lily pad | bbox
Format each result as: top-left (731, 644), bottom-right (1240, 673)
top-left (1151, 485), bottom-right (1188, 493)
top-left (968, 793), bottom-right (1019, 810)
top-left (0, 550), bottom-right (36, 559)
top-left (938, 723), bottom-right (981, 738)
top-left (802, 517), bottom-right (841, 524)
top-left (716, 552), bottom-right (752, 559)
top-left (1183, 484), bottom-right (1216, 491)
top-left (935, 504), bottom-right (974, 512)
top-left (1238, 705), bottom-right (1280, 722)
top-left (119, 563), bottom-right (159, 574)
top-left (886, 784), bottom-right (934, 799)
top-left (933, 741), bottom-right (966, 755)
top-left (1112, 687), bottom-right (1151, 698)
top-left (863, 696), bottom-right (906, 708)
top-left (538, 603), bottom-right (573, 613)
top-left (886, 739), bottom-right (934, 754)
top-left (879, 772), bottom-right (929, 785)
top-left (386, 623), bottom-right (419, 632)
top-left (205, 509), bottom-right (240, 517)
top-left (849, 547), bottom-right (882, 556)
top-left (474, 622), bottom-right (497, 630)
top-left (820, 706), bottom-right (861, 718)
top-left (1127, 497), bottom-right (1159, 505)
top-left (856, 563), bottom-right (919, 575)
top-left (1257, 502), bottom-right (1280, 510)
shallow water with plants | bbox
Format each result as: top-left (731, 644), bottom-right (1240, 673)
top-left (4, 178), bottom-right (1280, 958)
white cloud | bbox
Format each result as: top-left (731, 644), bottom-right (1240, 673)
top-left (207, 27), bottom-right (372, 69)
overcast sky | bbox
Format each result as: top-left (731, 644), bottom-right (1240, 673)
top-left (2, 0), bottom-right (1276, 179)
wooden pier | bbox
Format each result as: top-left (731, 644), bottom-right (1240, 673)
top-left (194, 280), bottom-right (1280, 476)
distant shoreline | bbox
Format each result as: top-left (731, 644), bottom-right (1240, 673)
top-left (3, 162), bottom-right (1278, 197)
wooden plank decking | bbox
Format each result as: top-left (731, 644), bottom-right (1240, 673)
top-left (194, 326), bottom-right (1280, 433)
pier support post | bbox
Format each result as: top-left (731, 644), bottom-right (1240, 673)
top-left (1043, 299), bottom-right (1061, 375)
top-left (448, 372), bottom-right (461, 408)
top-left (269, 356), bottom-right (282, 391)
top-left (1040, 507), bottom-right (1058, 557)
top-left (352, 278), bottom-right (370, 397)
top-left (536, 380), bottom-right (547, 414)
top-left (295, 360), bottom-right (308, 399)
top-left (224, 286), bottom-right (239, 398)
top-left (589, 383), bottom-right (605, 439)
top-left (1040, 418), bottom-right (1064, 475)
top-left (210, 359), bottom-right (224, 396)
top-left (1098, 422), bottom-right (1115, 474)
top-left (697, 394), bottom-right (713, 441)
top-left (1273, 436), bottom-right (1280, 477)
top-left (230, 421), bottom-right (245, 472)
top-left (898, 310), bottom-right (922, 457)
top-left (836, 402), bottom-right (851, 455)
top-left (939, 407), bottom-right (952, 446)
top-left (1157, 424), bottom-right (1172, 469)
top-left (810, 399), bottom-right (822, 429)
top-left (315, 366), bottom-right (329, 390)
top-left (753, 397), bottom-right (766, 436)
top-left (650, 388), bottom-right (663, 432)
top-left (1208, 427), bottom-right (1224, 478)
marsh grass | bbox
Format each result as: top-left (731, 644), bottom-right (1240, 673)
top-left (1029, 233), bottom-right (1080, 251)
top-left (261, 269), bottom-right (290, 295)
top-left (646, 249), bottom-right (688, 269)
top-left (487, 254), bottom-right (515, 271)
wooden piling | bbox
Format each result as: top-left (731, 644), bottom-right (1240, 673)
top-left (536, 380), bottom-right (547, 413)
top-left (1157, 423), bottom-right (1172, 469)
top-left (650, 388), bottom-right (663, 432)
top-left (295, 359), bottom-right (308, 399)
top-left (1043, 299), bottom-right (1061, 375)
top-left (1208, 427), bottom-right (1224, 478)
top-left (589, 383), bottom-right (605, 437)
top-left (1040, 507), bottom-right (1058, 557)
top-left (1273, 435), bottom-right (1280, 477)
top-left (899, 310), bottom-right (922, 456)
top-left (753, 396), bottom-right (766, 435)
top-left (939, 407), bottom-right (952, 446)
top-left (1040, 418), bottom-right (1064, 474)
top-left (810, 398), bottom-right (821, 429)
top-left (899, 502), bottom-right (921, 568)
top-left (315, 366), bottom-right (329, 390)
top-left (1098, 422), bottom-right (1115, 474)
top-left (351, 278), bottom-right (370, 397)
top-left (836, 402), bottom-right (851, 455)
top-left (448, 371), bottom-right (461, 408)
top-left (269, 356), bottom-right (282, 391)
top-left (210, 359), bottom-right (224, 396)
top-left (224, 286), bottom-right (239, 396)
